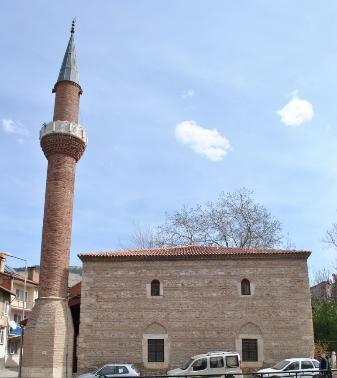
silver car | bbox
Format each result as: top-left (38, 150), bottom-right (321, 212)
top-left (79, 364), bottom-right (140, 378)
top-left (258, 358), bottom-right (320, 377)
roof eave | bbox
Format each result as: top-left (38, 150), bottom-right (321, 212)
top-left (78, 251), bottom-right (311, 262)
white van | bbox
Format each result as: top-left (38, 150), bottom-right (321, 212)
top-left (167, 351), bottom-right (242, 377)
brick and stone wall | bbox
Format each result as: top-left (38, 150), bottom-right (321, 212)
top-left (78, 256), bottom-right (314, 373)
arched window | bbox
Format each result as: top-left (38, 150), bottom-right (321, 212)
top-left (241, 279), bottom-right (251, 295)
top-left (151, 280), bottom-right (160, 296)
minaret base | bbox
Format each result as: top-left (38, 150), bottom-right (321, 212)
top-left (22, 297), bottom-right (73, 378)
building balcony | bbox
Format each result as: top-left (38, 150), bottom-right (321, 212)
top-left (11, 299), bottom-right (35, 311)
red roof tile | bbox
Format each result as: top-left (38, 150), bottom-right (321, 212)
top-left (78, 245), bottom-right (310, 261)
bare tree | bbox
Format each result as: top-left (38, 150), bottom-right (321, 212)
top-left (130, 223), bottom-right (162, 249)
top-left (157, 205), bottom-right (212, 246)
top-left (205, 188), bottom-right (283, 248)
top-left (311, 268), bottom-right (333, 302)
top-left (131, 188), bottom-right (283, 249)
top-left (324, 222), bottom-right (337, 249)
top-left (313, 267), bottom-right (332, 285)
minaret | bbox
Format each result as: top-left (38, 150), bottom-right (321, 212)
top-left (22, 21), bottom-right (87, 378)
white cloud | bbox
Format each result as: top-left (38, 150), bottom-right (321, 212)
top-left (182, 89), bottom-right (195, 99)
top-left (2, 119), bottom-right (29, 142)
top-left (175, 120), bottom-right (231, 161)
top-left (277, 93), bottom-right (314, 127)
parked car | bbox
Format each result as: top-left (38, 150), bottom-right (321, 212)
top-left (257, 358), bottom-right (320, 377)
top-left (78, 364), bottom-right (140, 378)
top-left (167, 351), bottom-right (242, 377)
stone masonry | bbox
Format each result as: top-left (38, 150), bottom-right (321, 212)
top-left (22, 22), bottom-right (87, 378)
top-left (78, 247), bottom-right (314, 373)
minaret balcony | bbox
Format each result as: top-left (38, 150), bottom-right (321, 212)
top-left (40, 120), bottom-right (88, 146)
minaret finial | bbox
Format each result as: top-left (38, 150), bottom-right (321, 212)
top-left (71, 18), bottom-right (76, 34)
top-left (53, 18), bottom-right (81, 92)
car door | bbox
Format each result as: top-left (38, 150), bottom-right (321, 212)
top-left (300, 361), bottom-right (315, 377)
top-left (209, 356), bottom-right (225, 375)
top-left (190, 358), bottom-right (208, 375)
top-left (283, 361), bottom-right (300, 376)
top-left (96, 366), bottom-right (116, 377)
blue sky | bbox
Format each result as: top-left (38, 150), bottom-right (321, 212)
top-left (1, 1), bottom-right (337, 278)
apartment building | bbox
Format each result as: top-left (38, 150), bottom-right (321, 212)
top-left (0, 255), bottom-right (39, 368)
top-left (6, 266), bottom-right (38, 368)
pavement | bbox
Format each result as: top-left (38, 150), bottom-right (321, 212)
top-left (0, 367), bottom-right (18, 377)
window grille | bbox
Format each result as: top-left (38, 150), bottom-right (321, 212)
top-left (241, 279), bottom-right (251, 295)
top-left (242, 338), bottom-right (258, 361)
top-left (148, 339), bottom-right (164, 362)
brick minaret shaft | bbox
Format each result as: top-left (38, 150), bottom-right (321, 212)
top-left (22, 21), bottom-right (88, 378)
top-left (39, 81), bottom-right (82, 299)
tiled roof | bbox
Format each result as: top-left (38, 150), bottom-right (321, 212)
top-left (78, 245), bottom-right (310, 261)
top-left (0, 271), bottom-right (38, 286)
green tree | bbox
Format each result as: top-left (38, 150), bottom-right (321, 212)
top-left (313, 302), bottom-right (337, 349)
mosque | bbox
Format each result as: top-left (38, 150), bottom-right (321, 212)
top-left (21, 23), bottom-right (314, 377)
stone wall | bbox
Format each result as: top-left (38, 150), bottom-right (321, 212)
top-left (78, 256), bottom-right (314, 373)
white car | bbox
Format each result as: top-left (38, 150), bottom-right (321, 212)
top-left (168, 351), bottom-right (242, 377)
top-left (258, 358), bottom-right (320, 377)
top-left (78, 364), bottom-right (140, 378)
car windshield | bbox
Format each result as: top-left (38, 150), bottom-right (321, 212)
top-left (96, 366), bottom-right (115, 376)
top-left (272, 360), bottom-right (291, 370)
top-left (181, 358), bottom-right (194, 370)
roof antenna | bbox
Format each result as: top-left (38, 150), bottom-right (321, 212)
top-left (71, 18), bottom-right (76, 34)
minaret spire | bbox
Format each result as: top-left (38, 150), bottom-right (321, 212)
top-left (53, 18), bottom-right (81, 92)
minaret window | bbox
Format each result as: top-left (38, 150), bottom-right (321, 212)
top-left (151, 280), bottom-right (160, 296)
top-left (241, 279), bottom-right (251, 295)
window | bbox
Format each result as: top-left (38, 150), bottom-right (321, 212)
top-left (14, 314), bottom-right (22, 324)
top-left (241, 279), bottom-right (251, 295)
top-left (151, 280), bottom-right (160, 296)
top-left (97, 366), bottom-right (116, 376)
top-left (116, 366), bottom-right (129, 374)
top-left (210, 357), bottom-right (224, 368)
top-left (192, 358), bottom-right (207, 371)
top-left (4, 301), bottom-right (9, 316)
top-left (16, 289), bottom-right (28, 305)
top-left (301, 361), bottom-right (314, 370)
top-left (242, 339), bottom-right (258, 361)
top-left (0, 329), bottom-right (4, 345)
top-left (226, 355), bottom-right (239, 368)
top-left (313, 361), bottom-right (319, 368)
top-left (285, 362), bottom-right (299, 371)
top-left (148, 339), bottom-right (164, 362)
